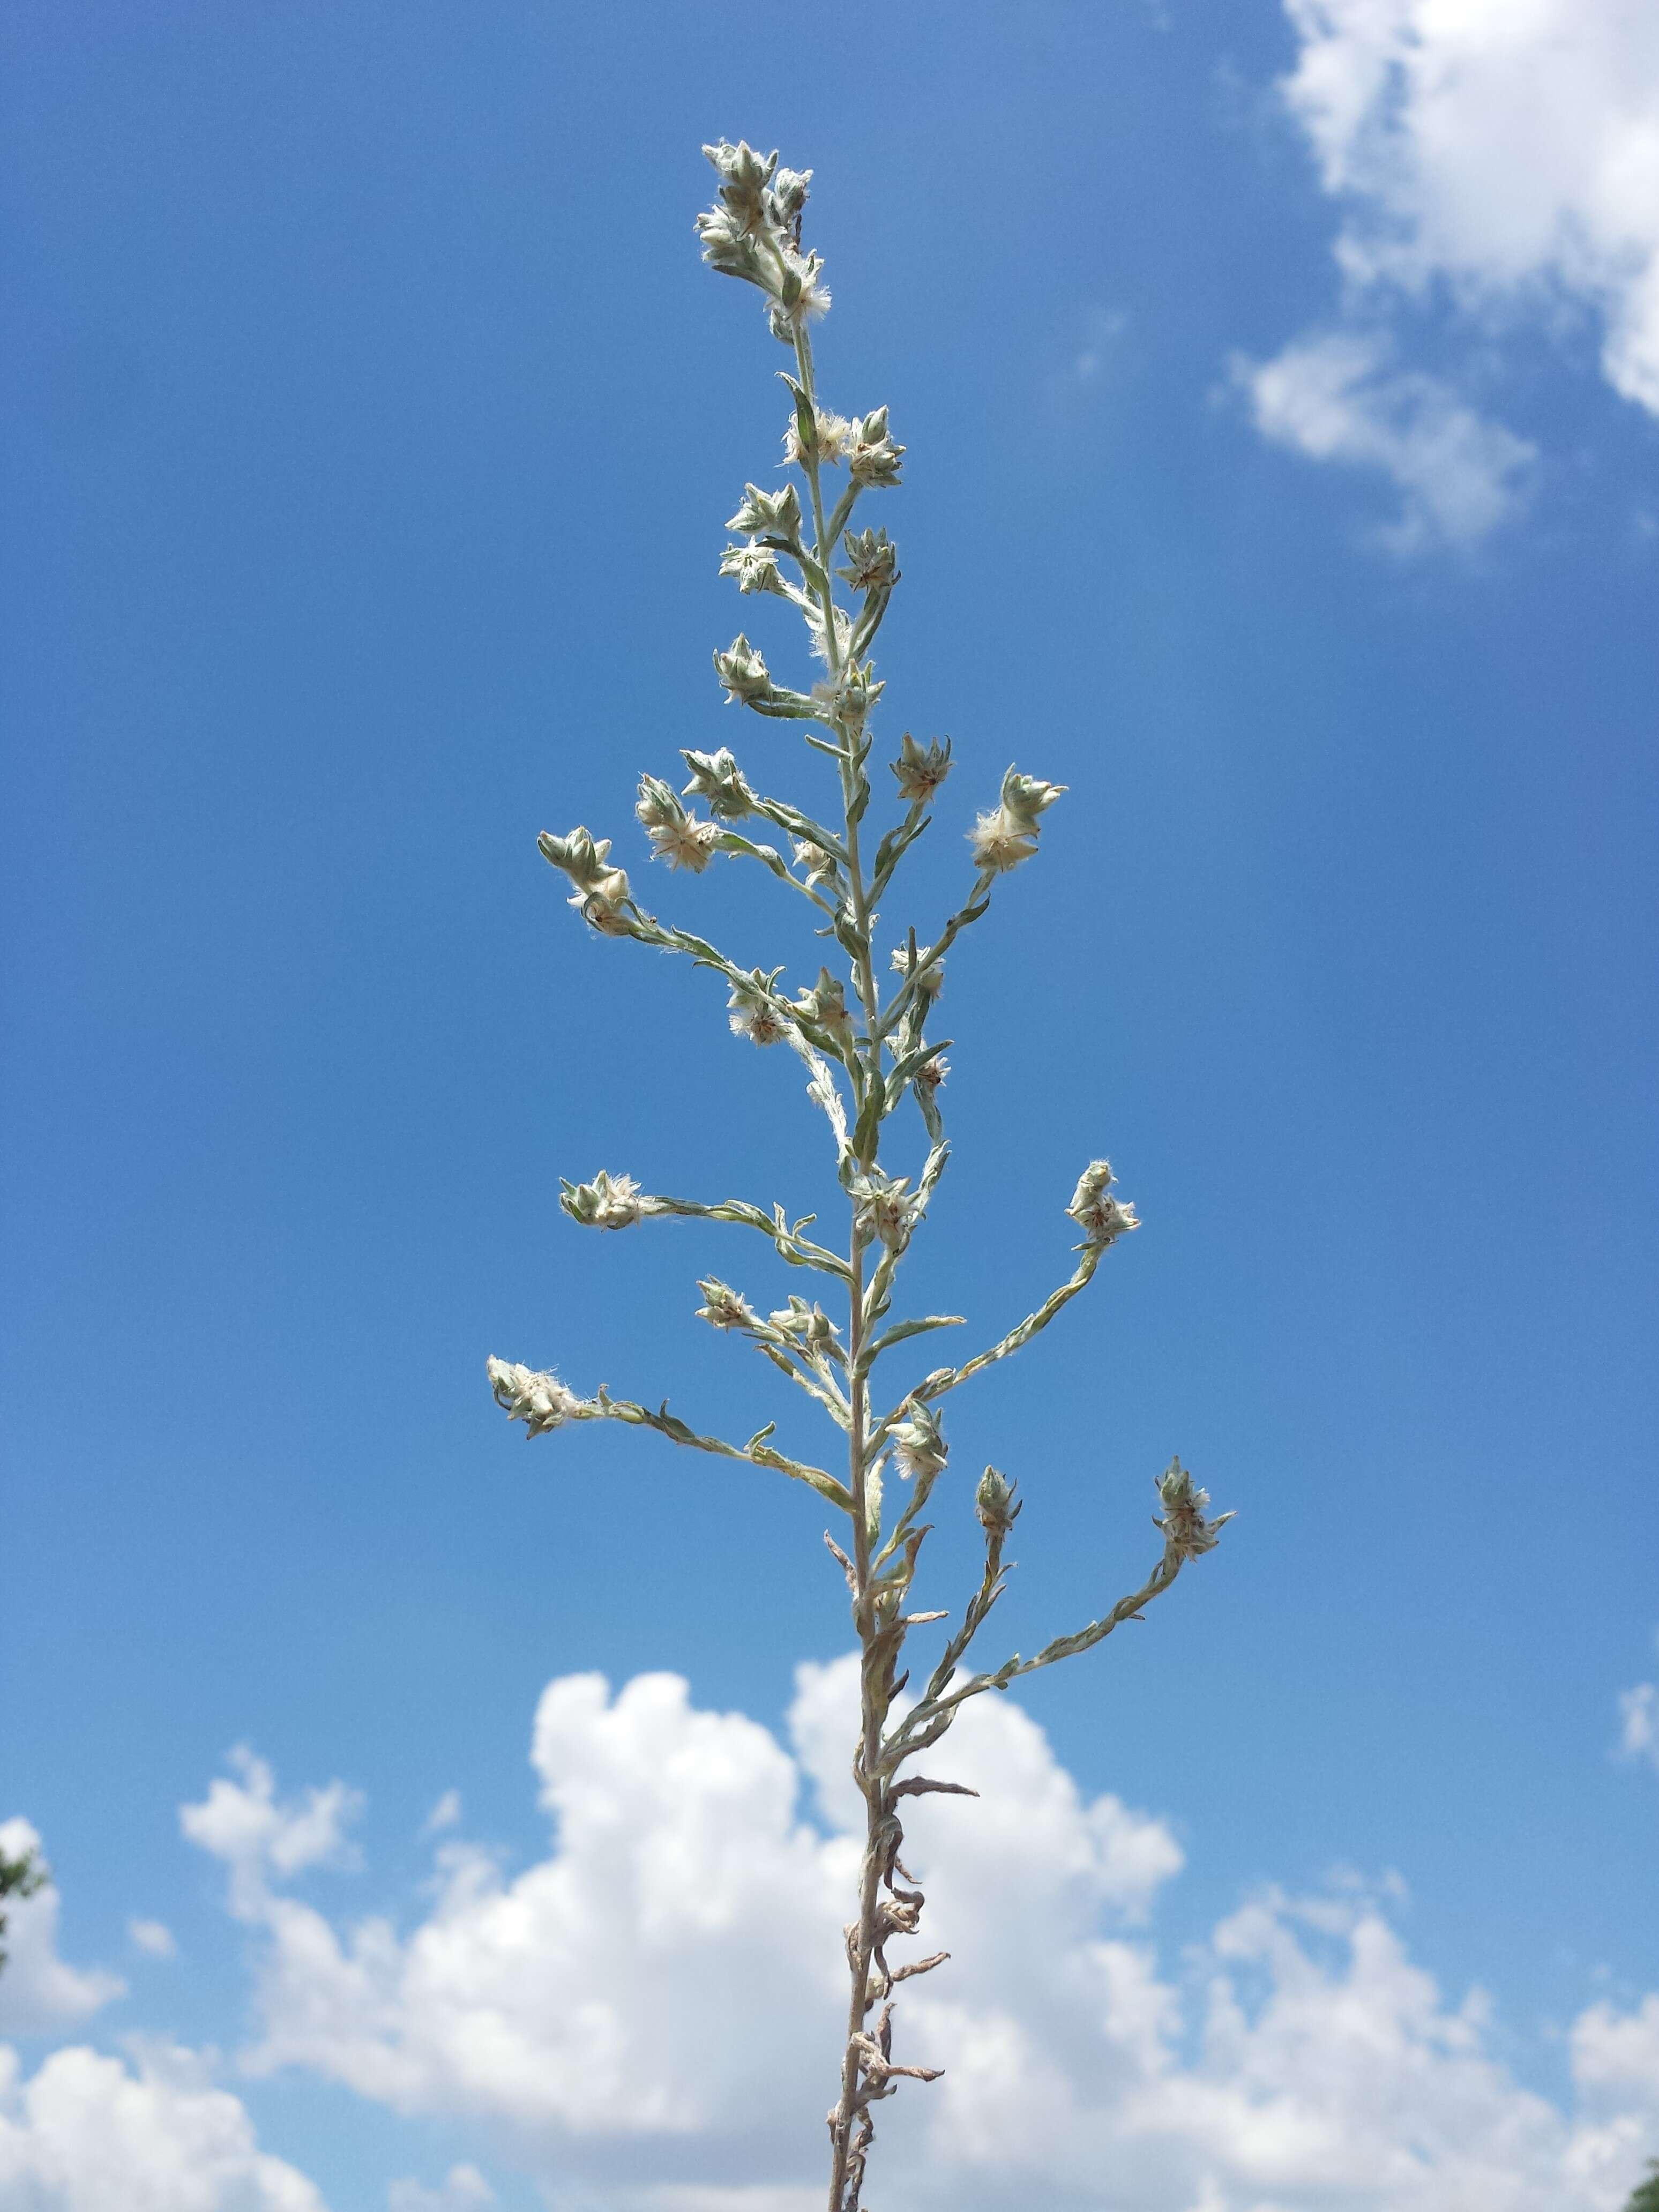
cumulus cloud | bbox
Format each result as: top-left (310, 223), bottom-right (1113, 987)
top-left (0, 2040), bottom-right (327, 2211)
top-left (1235, 330), bottom-right (1536, 549)
top-left (179, 1748), bottom-right (363, 1918)
top-left (1619, 1682), bottom-right (1659, 1768)
top-left (0, 1820), bottom-right (123, 2035)
top-left (1245, 0), bottom-right (1659, 542)
top-left (183, 1660), bottom-right (1659, 2211)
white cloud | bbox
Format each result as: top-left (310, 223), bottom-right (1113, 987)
top-left (1248, 0), bottom-right (1659, 540)
top-left (0, 2041), bottom-right (328, 2211)
top-left (180, 1749), bottom-right (362, 1917)
top-left (129, 1919), bottom-right (177, 1960)
top-left (183, 1660), bottom-right (1659, 2211)
top-left (421, 1792), bottom-right (463, 1838)
top-left (1235, 330), bottom-right (1536, 549)
top-left (0, 1820), bottom-right (123, 2035)
top-left (387, 2164), bottom-right (494, 2211)
top-left (1618, 1682), bottom-right (1659, 1769)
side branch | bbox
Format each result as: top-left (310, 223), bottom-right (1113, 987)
top-left (484, 1357), bottom-right (854, 1515)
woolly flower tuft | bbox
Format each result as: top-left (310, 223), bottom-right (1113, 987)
top-left (785, 403), bottom-right (854, 470)
top-left (696, 1278), bottom-right (756, 1332)
top-left (486, 1358), bottom-right (587, 1438)
top-left (561, 1171), bottom-right (650, 1231)
top-left (1154, 1458), bottom-right (1232, 1561)
top-left (967, 765), bottom-right (1066, 875)
top-left (1066, 1160), bottom-right (1140, 1248)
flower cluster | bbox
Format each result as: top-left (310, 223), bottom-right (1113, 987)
top-left (695, 141), bottom-right (828, 339)
top-left (485, 1358), bottom-right (588, 1438)
top-left (560, 1171), bottom-right (649, 1231)
top-left (968, 766), bottom-right (1066, 874)
top-left (1153, 1458), bottom-right (1232, 1560)
top-left (727, 481), bottom-right (803, 547)
top-left (536, 827), bottom-right (633, 935)
top-left (719, 539), bottom-right (792, 599)
top-left (1065, 1160), bottom-right (1141, 1249)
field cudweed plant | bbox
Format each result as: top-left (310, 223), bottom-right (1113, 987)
top-left (489, 140), bottom-right (1231, 2212)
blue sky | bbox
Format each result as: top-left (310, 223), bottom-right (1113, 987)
top-left (2, 3), bottom-right (1657, 2208)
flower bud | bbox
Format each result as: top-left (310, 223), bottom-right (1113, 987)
top-left (1066, 1160), bottom-right (1141, 1248)
top-left (838, 527), bottom-right (900, 594)
top-left (848, 406), bottom-right (904, 488)
top-left (999, 767), bottom-right (1066, 830)
top-left (794, 966), bottom-right (855, 1042)
top-left (487, 1357), bottom-right (585, 1438)
top-left (975, 1465), bottom-right (1020, 1538)
top-left (726, 482), bottom-right (802, 545)
top-left (719, 540), bottom-right (791, 597)
top-left (850, 1168), bottom-right (925, 1252)
top-left (681, 748), bottom-right (756, 819)
top-left (700, 139), bottom-right (777, 233)
top-left (714, 634), bottom-right (774, 706)
top-left (768, 1295), bottom-right (841, 1353)
top-left (560, 1171), bottom-right (647, 1231)
top-left (891, 1401), bottom-right (947, 1482)
top-left (1153, 1458), bottom-right (1231, 1560)
top-left (889, 731), bottom-right (951, 803)
top-left (696, 1279), bottom-right (756, 1331)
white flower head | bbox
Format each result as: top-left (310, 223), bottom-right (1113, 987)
top-left (1066, 1159), bottom-right (1140, 1248)
top-left (538, 827), bottom-right (633, 933)
top-left (561, 1171), bottom-right (650, 1230)
top-left (727, 969), bottom-right (791, 1047)
top-left (487, 1357), bottom-right (587, 1438)
top-left (914, 1053), bottom-right (948, 1094)
top-left (768, 1295), bottom-right (841, 1353)
top-left (651, 816), bottom-right (723, 872)
top-left (999, 766), bottom-right (1066, 829)
top-left (696, 1278), bottom-right (757, 1331)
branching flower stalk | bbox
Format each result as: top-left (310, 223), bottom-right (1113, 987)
top-left (489, 140), bottom-right (1231, 2212)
